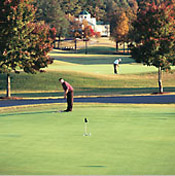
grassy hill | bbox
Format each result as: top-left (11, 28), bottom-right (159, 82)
top-left (0, 38), bottom-right (175, 98)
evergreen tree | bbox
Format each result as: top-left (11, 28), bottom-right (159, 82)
top-left (36, 0), bottom-right (69, 46)
top-left (59, 0), bottom-right (82, 16)
top-left (84, 0), bottom-right (106, 21)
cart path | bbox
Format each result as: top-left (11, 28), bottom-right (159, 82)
top-left (0, 95), bottom-right (175, 107)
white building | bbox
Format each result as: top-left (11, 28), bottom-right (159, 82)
top-left (78, 10), bottom-right (110, 37)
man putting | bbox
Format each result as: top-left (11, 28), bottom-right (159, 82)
top-left (59, 78), bottom-right (74, 112)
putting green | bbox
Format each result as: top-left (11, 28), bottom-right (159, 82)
top-left (48, 54), bottom-right (158, 75)
top-left (0, 103), bottom-right (175, 175)
top-left (50, 62), bottom-right (158, 75)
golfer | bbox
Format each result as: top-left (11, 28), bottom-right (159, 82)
top-left (59, 78), bottom-right (74, 112)
top-left (113, 58), bottom-right (121, 74)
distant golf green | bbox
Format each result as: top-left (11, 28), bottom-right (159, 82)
top-left (0, 103), bottom-right (175, 175)
top-left (48, 52), bottom-right (158, 75)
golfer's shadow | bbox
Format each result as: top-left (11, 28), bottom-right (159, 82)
top-left (82, 165), bottom-right (105, 168)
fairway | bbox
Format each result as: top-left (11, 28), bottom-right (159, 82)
top-left (0, 103), bottom-right (175, 175)
top-left (48, 52), bottom-right (158, 75)
top-left (0, 45), bottom-right (175, 97)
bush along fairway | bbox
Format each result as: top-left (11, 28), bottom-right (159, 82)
top-left (0, 103), bottom-right (175, 175)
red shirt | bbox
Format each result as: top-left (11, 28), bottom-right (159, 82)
top-left (62, 81), bottom-right (73, 92)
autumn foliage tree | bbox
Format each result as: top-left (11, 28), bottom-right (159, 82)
top-left (111, 11), bottom-right (129, 51)
top-left (69, 19), bottom-right (82, 51)
top-left (130, 1), bottom-right (175, 93)
top-left (82, 19), bottom-right (95, 39)
top-left (0, 0), bottom-right (56, 97)
top-left (81, 19), bottom-right (95, 54)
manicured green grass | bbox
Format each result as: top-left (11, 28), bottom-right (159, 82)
top-left (0, 70), bottom-right (175, 98)
top-left (0, 47), bottom-right (175, 97)
top-left (48, 60), bottom-right (158, 75)
top-left (49, 50), bottom-right (135, 64)
top-left (0, 103), bottom-right (175, 175)
top-left (49, 50), bottom-right (174, 75)
top-left (77, 46), bottom-right (117, 54)
top-left (0, 69), bottom-right (175, 97)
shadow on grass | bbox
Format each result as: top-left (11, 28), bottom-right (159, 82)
top-left (53, 56), bottom-right (134, 65)
top-left (0, 111), bottom-right (55, 117)
top-left (78, 87), bottom-right (175, 95)
top-left (78, 46), bottom-right (116, 54)
top-left (52, 46), bottom-right (116, 55)
top-left (1, 87), bottom-right (174, 98)
top-left (52, 46), bottom-right (131, 55)
top-left (82, 166), bottom-right (106, 168)
top-left (50, 47), bottom-right (134, 65)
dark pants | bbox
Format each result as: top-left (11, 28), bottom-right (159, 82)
top-left (67, 91), bottom-right (73, 111)
top-left (113, 64), bottom-right (118, 74)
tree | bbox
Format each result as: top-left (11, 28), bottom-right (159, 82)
top-left (105, 0), bottom-right (138, 45)
top-left (59, 0), bottom-right (82, 16)
top-left (69, 19), bottom-right (82, 52)
top-left (130, 1), bottom-right (175, 93)
top-left (36, 0), bottom-right (69, 48)
top-left (0, 0), bottom-right (56, 97)
top-left (84, 0), bottom-right (106, 21)
top-left (128, 0), bottom-right (138, 13)
top-left (82, 19), bottom-right (95, 54)
top-left (111, 11), bottom-right (129, 51)
top-left (82, 19), bottom-right (95, 38)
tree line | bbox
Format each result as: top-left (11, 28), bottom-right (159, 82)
top-left (35, 0), bottom-right (139, 40)
top-left (28, 0), bottom-right (175, 93)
